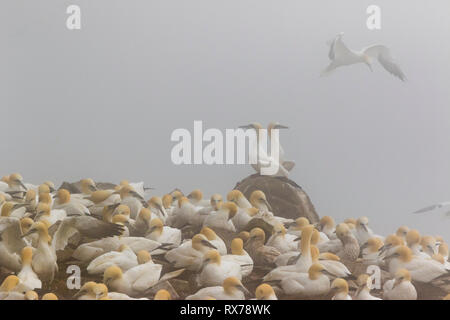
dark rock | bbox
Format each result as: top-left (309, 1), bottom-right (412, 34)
top-left (234, 174), bottom-right (320, 223)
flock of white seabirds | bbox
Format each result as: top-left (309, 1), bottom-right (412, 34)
top-left (0, 35), bottom-right (444, 300)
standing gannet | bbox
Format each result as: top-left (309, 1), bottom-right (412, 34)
top-left (0, 275), bottom-right (26, 300)
top-left (203, 202), bottom-right (238, 233)
top-left (21, 222), bottom-right (58, 283)
top-left (52, 189), bottom-right (90, 216)
top-left (279, 263), bottom-right (331, 297)
top-left (386, 245), bottom-right (449, 282)
top-left (331, 278), bottom-right (352, 300)
top-left (239, 123), bottom-right (290, 177)
top-left (355, 216), bottom-right (383, 246)
top-left (245, 227), bottom-right (281, 267)
top-left (147, 197), bottom-right (167, 221)
top-left (354, 274), bottom-right (381, 300)
top-left (103, 251), bottom-right (164, 296)
top-left (165, 234), bottom-right (217, 271)
top-left (197, 249), bottom-right (242, 287)
top-left (0, 217), bottom-right (28, 272)
top-left (267, 122), bottom-right (295, 173)
top-left (146, 217), bottom-right (181, 247)
top-left (222, 238), bottom-right (253, 277)
top-left (87, 244), bottom-right (138, 275)
top-left (383, 268), bottom-right (417, 300)
top-left (263, 225), bottom-right (314, 281)
top-left (17, 246), bottom-right (42, 291)
top-left (186, 277), bottom-right (249, 300)
top-left (254, 283), bottom-right (277, 300)
top-left (335, 223), bottom-right (360, 262)
top-left (322, 33), bottom-right (406, 81)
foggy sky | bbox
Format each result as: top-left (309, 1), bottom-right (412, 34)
top-left (2, 1), bottom-right (450, 240)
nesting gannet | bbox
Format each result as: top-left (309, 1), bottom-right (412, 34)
top-left (35, 202), bottom-right (66, 226)
top-left (41, 293), bottom-right (58, 300)
top-left (17, 247), bottom-right (42, 291)
top-left (154, 289), bottom-right (171, 300)
top-left (421, 235), bottom-right (438, 257)
top-left (21, 222), bottom-right (58, 283)
top-left (103, 251), bottom-right (163, 296)
top-left (396, 226), bottom-right (410, 242)
top-left (0, 275), bottom-right (26, 300)
top-left (1, 201), bottom-right (27, 219)
top-left (203, 202), bottom-right (237, 233)
top-left (197, 249), bottom-right (242, 287)
top-left (87, 244), bottom-right (138, 274)
top-left (383, 268), bottom-right (417, 300)
top-left (72, 236), bottom-right (167, 262)
top-left (322, 33), bottom-right (406, 81)
top-left (200, 227), bottom-right (227, 255)
top-left (249, 190), bottom-right (292, 226)
top-left (254, 283), bottom-right (277, 300)
top-left (222, 238), bottom-right (253, 277)
top-left (52, 189), bottom-right (90, 216)
top-left (94, 282), bottom-right (148, 300)
top-left (279, 263), bottom-right (331, 297)
top-left (266, 223), bottom-right (298, 253)
top-left (187, 189), bottom-right (210, 208)
top-left (165, 234), bottom-right (217, 271)
top-left (245, 227), bottom-right (280, 266)
top-left (74, 281), bottom-right (97, 300)
top-left (316, 249), bottom-right (352, 279)
top-left (115, 185), bottom-right (144, 219)
top-left (162, 194), bottom-right (174, 217)
top-left (386, 245), bottom-right (449, 282)
top-left (167, 197), bottom-right (199, 229)
top-left (83, 190), bottom-right (120, 216)
top-left (186, 277), bottom-right (249, 300)
top-left (331, 278), bottom-right (352, 300)
top-left (354, 274), bottom-right (381, 300)
top-left (361, 237), bottom-right (385, 266)
top-left (381, 234), bottom-right (404, 257)
top-left (7, 173), bottom-right (28, 192)
top-left (227, 190), bottom-right (252, 209)
top-left (263, 225), bottom-right (314, 281)
top-left (405, 229), bottom-right (429, 259)
top-left (146, 217), bottom-right (181, 247)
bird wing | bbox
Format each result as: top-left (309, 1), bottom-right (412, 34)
top-left (0, 217), bottom-right (28, 253)
top-left (413, 202), bottom-right (450, 214)
top-left (363, 45), bottom-right (406, 81)
top-left (72, 216), bottom-right (125, 239)
top-left (330, 35), bottom-right (354, 61)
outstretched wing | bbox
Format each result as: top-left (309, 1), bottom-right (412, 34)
top-left (413, 202), bottom-right (450, 214)
top-left (73, 216), bottom-right (125, 239)
top-left (0, 217), bottom-right (28, 253)
top-left (363, 45), bottom-right (406, 81)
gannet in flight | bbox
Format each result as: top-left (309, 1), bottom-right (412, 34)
top-left (413, 201), bottom-right (450, 216)
top-left (322, 33), bottom-right (406, 81)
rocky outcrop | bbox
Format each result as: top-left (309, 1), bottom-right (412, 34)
top-left (234, 174), bottom-right (320, 223)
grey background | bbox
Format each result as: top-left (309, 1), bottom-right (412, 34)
top-left (2, 1), bottom-right (450, 240)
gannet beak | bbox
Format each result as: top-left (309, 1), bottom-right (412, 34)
top-left (201, 240), bottom-right (217, 250)
top-left (263, 199), bottom-right (272, 212)
top-left (21, 229), bottom-right (37, 238)
top-left (49, 186), bottom-right (56, 193)
top-left (294, 236), bottom-right (301, 242)
top-left (238, 284), bottom-right (250, 295)
top-left (89, 185), bottom-right (98, 192)
top-left (273, 124), bottom-right (289, 129)
top-left (238, 125), bottom-right (252, 130)
top-left (18, 181), bottom-right (28, 190)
